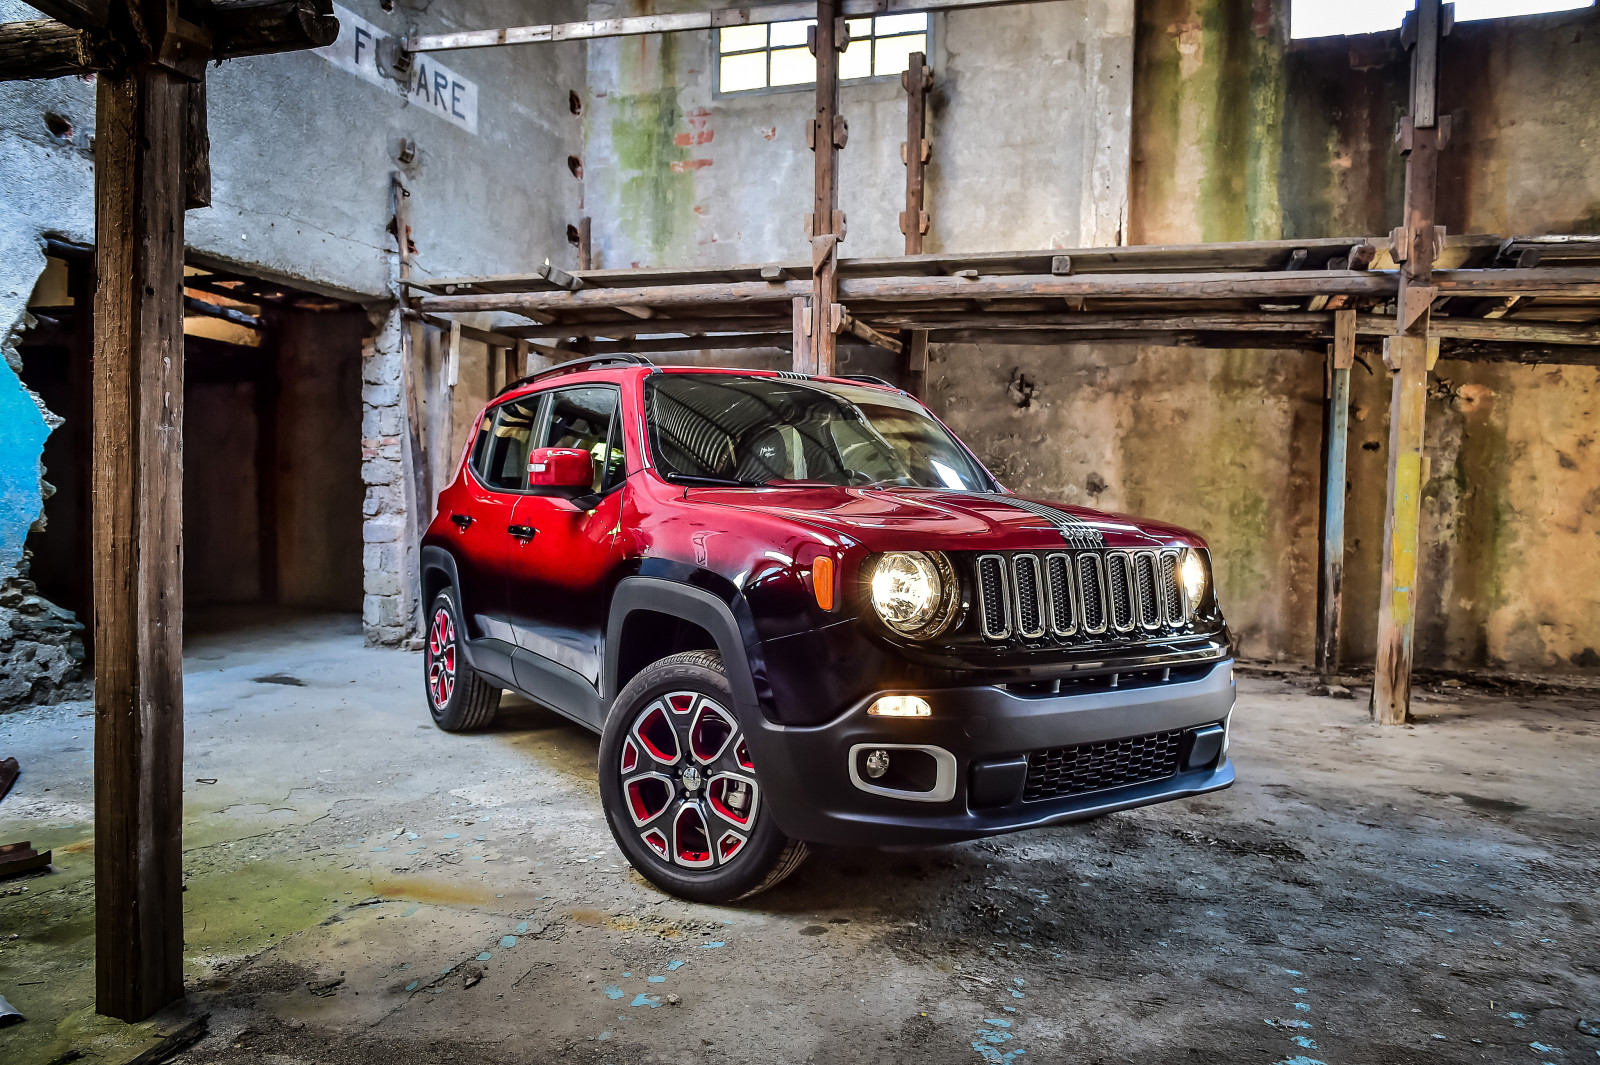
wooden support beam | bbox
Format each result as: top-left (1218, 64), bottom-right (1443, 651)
top-left (1374, 0), bottom-right (1443, 726)
top-left (413, 270), bottom-right (1400, 316)
top-left (1316, 309), bottom-right (1355, 682)
top-left (0, 1), bottom-right (335, 85)
top-left (578, 216), bottom-right (592, 271)
top-left (904, 328), bottom-right (928, 398)
top-left (900, 49), bottom-right (931, 396)
top-left (791, 296), bottom-right (814, 372)
top-left (808, 0), bottom-right (844, 375)
top-left (209, 0), bottom-right (338, 59)
top-left (0, 19), bottom-right (115, 80)
top-left (92, 57), bottom-right (189, 1024)
top-left (24, 0), bottom-right (110, 29)
top-left (840, 310), bottom-right (903, 354)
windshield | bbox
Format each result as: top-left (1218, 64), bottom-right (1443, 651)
top-left (647, 374), bottom-right (995, 491)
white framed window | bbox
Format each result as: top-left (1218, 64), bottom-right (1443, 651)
top-left (1291, 0), bottom-right (1593, 39)
top-left (716, 13), bottom-right (929, 95)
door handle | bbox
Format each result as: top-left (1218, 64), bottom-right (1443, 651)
top-left (508, 524), bottom-right (537, 540)
top-left (451, 513), bottom-right (473, 530)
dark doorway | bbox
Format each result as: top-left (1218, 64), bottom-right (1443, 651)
top-left (18, 248), bottom-right (369, 652)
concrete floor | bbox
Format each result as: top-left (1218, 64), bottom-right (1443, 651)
top-left (1, 613), bottom-right (1597, 1065)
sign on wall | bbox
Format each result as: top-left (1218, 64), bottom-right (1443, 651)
top-left (314, 3), bottom-right (479, 135)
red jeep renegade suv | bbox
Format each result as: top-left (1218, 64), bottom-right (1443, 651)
top-left (421, 355), bottom-right (1235, 902)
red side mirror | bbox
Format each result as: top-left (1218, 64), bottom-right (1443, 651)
top-left (528, 447), bottom-right (593, 496)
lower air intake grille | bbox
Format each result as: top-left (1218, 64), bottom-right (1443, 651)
top-left (1022, 729), bottom-right (1183, 802)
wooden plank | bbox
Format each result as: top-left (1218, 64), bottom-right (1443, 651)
top-left (1316, 310), bottom-right (1356, 681)
top-left (0, 841), bottom-right (52, 880)
top-left (1430, 268), bottom-right (1600, 297)
top-left (498, 315), bottom-right (792, 340)
top-left (578, 217), bottom-right (592, 271)
top-left (404, 234), bottom-right (1520, 297)
top-left (92, 60), bottom-right (188, 1023)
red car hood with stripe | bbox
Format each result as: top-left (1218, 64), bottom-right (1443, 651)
top-left (682, 485), bottom-right (1204, 552)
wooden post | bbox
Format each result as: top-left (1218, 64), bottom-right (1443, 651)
top-left (1373, 0), bottom-right (1443, 725)
top-left (1316, 309), bottom-right (1354, 682)
top-left (900, 51), bottom-right (929, 255)
top-left (792, 295), bottom-right (814, 373)
top-left (92, 59), bottom-right (190, 1022)
top-left (578, 216), bottom-right (592, 271)
top-left (900, 50), bottom-right (931, 396)
top-left (806, 0), bottom-right (843, 375)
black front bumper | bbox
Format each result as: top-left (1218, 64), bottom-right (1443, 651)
top-left (742, 658), bottom-right (1236, 846)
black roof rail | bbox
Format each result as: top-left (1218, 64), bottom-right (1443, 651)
top-left (496, 353), bottom-right (654, 397)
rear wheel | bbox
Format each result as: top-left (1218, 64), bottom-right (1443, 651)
top-left (599, 650), bottom-right (807, 903)
top-left (424, 588), bottom-right (501, 732)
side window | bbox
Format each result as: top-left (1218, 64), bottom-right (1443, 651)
top-left (473, 396), bottom-right (542, 491)
top-left (542, 386), bottom-right (625, 493)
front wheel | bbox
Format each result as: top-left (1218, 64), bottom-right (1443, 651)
top-left (599, 651), bottom-right (807, 903)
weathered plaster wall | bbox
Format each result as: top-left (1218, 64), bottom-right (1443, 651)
top-left (1111, 0), bottom-right (1600, 672)
top-left (0, 0), bottom-right (587, 706)
top-left (584, 0), bottom-right (1133, 267)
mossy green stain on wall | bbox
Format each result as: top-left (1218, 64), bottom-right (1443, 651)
top-left (607, 35), bottom-right (697, 264)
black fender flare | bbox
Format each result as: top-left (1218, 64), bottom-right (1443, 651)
top-left (419, 545), bottom-right (461, 614)
top-left (420, 545), bottom-right (493, 670)
top-left (603, 576), bottom-right (762, 718)
top-left (604, 574), bottom-right (814, 840)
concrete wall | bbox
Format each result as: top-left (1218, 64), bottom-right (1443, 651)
top-left (1110, 0), bottom-right (1600, 672)
top-left (584, 0), bottom-right (1133, 268)
top-left (0, 0), bottom-right (588, 699)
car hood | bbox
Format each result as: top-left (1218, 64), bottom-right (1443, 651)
top-left (685, 485), bottom-right (1204, 552)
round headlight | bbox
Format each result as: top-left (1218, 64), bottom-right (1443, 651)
top-left (868, 551), bottom-right (958, 638)
top-left (1177, 548), bottom-right (1208, 616)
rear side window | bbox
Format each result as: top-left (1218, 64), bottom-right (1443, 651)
top-left (540, 386), bottom-right (625, 493)
top-left (473, 396), bottom-right (542, 491)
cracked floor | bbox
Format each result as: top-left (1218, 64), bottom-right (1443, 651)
top-left (1, 612), bottom-right (1597, 1064)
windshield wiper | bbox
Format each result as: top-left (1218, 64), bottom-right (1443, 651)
top-left (662, 472), bottom-right (764, 488)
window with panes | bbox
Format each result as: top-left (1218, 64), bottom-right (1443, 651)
top-left (717, 13), bottom-right (929, 94)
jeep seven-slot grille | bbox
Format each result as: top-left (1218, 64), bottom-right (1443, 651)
top-left (975, 549), bottom-right (1190, 644)
top-left (1022, 729), bottom-right (1183, 802)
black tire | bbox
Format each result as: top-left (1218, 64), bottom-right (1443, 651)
top-left (600, 650), bottom-right (808, 903)
top-left (424, 588), bottom-right (501, 732)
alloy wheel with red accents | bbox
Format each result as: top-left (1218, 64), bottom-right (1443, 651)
top-left (619, 690), bottom-right (761, 869)
top-left (427, 606), bottom-right (457, 711)
top-left (599, 650), bottom-right (808, 903)
top-left (423, 588), bottom-right (502, 733)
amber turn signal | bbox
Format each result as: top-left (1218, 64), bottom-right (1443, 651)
top-left (811, 556), bottom-right (835, 611)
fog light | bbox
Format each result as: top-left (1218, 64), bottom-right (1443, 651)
top-left (867, 695), bottom-right (931, 718)
top-left (864, 749), bottom-right (891, 778)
